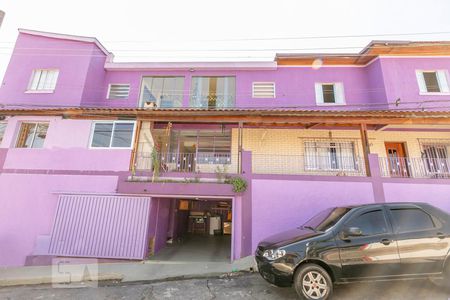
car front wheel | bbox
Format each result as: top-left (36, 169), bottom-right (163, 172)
top-left (294, 263), bottom-right (333, 300)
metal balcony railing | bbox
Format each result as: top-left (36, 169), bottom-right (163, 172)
top-left (379, 157), bottom-right (450, 179)
top-left (134, 152), bottom-right (237, 174)
top-left (252, 154), bottom-right (366, 176)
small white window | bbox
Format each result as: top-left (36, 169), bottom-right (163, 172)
top-left (90, 121), bottom-right (136, 148)
top-left (416, 70), bottom-right (450, 94)
top-left (28, 69), bottom-right (59, 92)
top-left (107, 84), bottom-right (130, 99)
top-left (315, 83), bottom-right (345, 105)
top-left (252, 82), bottom-right (276, 98)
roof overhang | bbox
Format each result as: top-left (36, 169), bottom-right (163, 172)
top-left (104, 61), bottom-right (277, 71)
top-left (18, 28), bottom-right (112, 57)
top-left (1, 107), bottom-right (449, 126)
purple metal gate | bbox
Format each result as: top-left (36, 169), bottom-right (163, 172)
top-left (48, 194), bottom-right (151, 260)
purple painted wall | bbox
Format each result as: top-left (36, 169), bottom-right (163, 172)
top-left (251, 179), bottom-right (375, 252)
top-left (0, 33), bottom-right (107, 107)
top-left (2, 32), bottom-right (450, 111)
top-left (0, 173), bottom-right (118, 266)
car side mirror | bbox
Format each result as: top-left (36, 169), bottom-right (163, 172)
top-left (341, 227), bottom-right (363, 239)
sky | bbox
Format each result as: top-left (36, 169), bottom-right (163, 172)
top-left (1, 0), bottom-right (450, 80)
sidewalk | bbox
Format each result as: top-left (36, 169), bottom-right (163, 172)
top-left (0, 256), bottom-right (256, 287)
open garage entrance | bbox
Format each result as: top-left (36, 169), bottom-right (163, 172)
top-left (147, 197), bottom-right (234, 262)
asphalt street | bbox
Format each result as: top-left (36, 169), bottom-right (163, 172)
top-left (0, 273), bottom-right (448, 300)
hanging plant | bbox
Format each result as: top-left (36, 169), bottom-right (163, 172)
top-left (230, 177), bottom-right (247, 193)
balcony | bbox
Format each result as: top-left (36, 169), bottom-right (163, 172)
top-left (133, 151), bottom-right (238, 177)
top-left (379, 157), bottom-right (450, 179)
top-left (189, 94), bottom-right (235, 109)
top-left (252, 154), bottom-right (367, 177)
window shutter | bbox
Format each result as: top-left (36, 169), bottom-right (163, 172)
top-left (334, 83), bottom-right (345, 104)
top-left (315, 83), bottom-right (324, 104)
top-left (416, 71), bottom-right (427, 93)
top-left (437, 70), bottom-right (450, 93)
top-left (252, 82), bottom-right (275, 98)
top-left (108, 84), bottom-right (130, 99)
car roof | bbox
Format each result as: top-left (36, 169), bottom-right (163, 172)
top-left (338, 202), bottom-right (428, 210)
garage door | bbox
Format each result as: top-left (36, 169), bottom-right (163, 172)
top-left (48, 194), bottom-right (151, 260)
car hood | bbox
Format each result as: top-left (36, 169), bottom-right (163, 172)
top-left (258, 228), bottom-right (322, 249)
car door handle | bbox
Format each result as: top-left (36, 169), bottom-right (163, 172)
top-left (380, 239), bottom-right (393, 246)
top-left (437, 232), bottom-right (445, 239)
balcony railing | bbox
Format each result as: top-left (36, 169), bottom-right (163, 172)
top-left (379, 157), bottom-right (450, 179)
top-left (134, 152), bottom-right (238, 174)
top-left (252, 154), bottom-right (366, 176)
top-left (190, 94), bottom-right (235, 108)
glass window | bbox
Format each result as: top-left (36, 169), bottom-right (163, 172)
top-left (190, 77), bottom-right (235, 108)
top-left (322, 84), bottom-right (335, 103)
top-left (390, 208), bottom-right (435, 232)
top-left (140, 77), bottom-right (184, 108)
top-left (16, 122), bottom-right (49, 148)
top-left (0, 123), bottom-right (6, 144)
top-left (346, 210), bottom-right (388, 236)
top-left (168, 129), bottom-right (232, 164)
top-left (91, 121), bottom-right (135, 148)
top-left (423, 72), bottom-right (440, 93)
top-left (28, 69), bottom-right (59, 91)
top-left (304, 140), bottom-right (357, 171)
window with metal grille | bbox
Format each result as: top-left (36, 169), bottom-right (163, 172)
top-left (107, 84), bottom-right (130, 99)
top-left (420, 140), bottom-right (450, 174)
top-left (15, 122), bottom-right (49, 148)
top-left (304, 140), bottom-right (357, 171)
top-left (252, 82), bottom-right (276, 98)
top-left (28, 69), bottom-right (59, 91)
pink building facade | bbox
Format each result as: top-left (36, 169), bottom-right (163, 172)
top-left (0, 29), bottom-right (450, 267)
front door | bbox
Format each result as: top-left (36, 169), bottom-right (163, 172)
top-left (336, 207), bottom-right (401, 279)
top-left (385, 142), bottom-right (409, 177)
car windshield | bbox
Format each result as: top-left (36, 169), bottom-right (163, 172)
top-left (301, 207), bottom-right (352, 232)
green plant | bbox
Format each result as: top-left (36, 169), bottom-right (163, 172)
top-left (151, 147), bottom-right (160, 182)
top-left (215, 165), bottom-right (229, 182)
top-left (229, 177), bottom-right (247, 193)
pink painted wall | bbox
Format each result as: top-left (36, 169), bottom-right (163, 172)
top-left (251, 179), bottom-right (375, 251)
top-left (379, 57), bottom-right (450, 109)
top-left (1, 116), bottom-right (131, 171)
top-left (0, 173), bottom-right (118, 266)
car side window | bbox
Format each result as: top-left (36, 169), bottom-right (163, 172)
top-left (345, 210), bottom-right (388, 236)
top-left (389, 208), bottom-right (435, 232)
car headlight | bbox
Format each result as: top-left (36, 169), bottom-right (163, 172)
top-left (262, 249), bottom-right (286, 260)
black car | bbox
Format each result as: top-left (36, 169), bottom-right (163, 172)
top-left (255, 203), bottom-right (450, 300)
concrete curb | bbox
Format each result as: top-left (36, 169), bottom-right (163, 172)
top-left (0, 272), bottom-right (124, 287)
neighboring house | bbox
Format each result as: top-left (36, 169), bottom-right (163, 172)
top-left (0, 29), bottom-right (450, 267)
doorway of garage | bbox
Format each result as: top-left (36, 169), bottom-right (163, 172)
top-left (146, 197), bottom-right (234, 263)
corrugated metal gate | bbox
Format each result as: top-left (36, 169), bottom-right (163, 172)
top-left (48, 194), bottom-right (151, 260)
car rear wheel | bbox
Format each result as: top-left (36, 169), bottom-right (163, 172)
top-left (294, 263), bottom-right (333, 300)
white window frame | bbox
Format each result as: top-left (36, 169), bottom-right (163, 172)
top-left (88, 120), bottom-right (136, 149)
top-left (26, 69), bottom-right (59, 93)
top-left (15, 122), bottom-right (50, 149)
top-left (314, 82), bottom-right (346, 106)
top-left (252, 82), bottom-right (276, 98)
top-left (107, 83), bottom-right (131, 100)
top-left (415, 70), bottom-right (450, 95)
